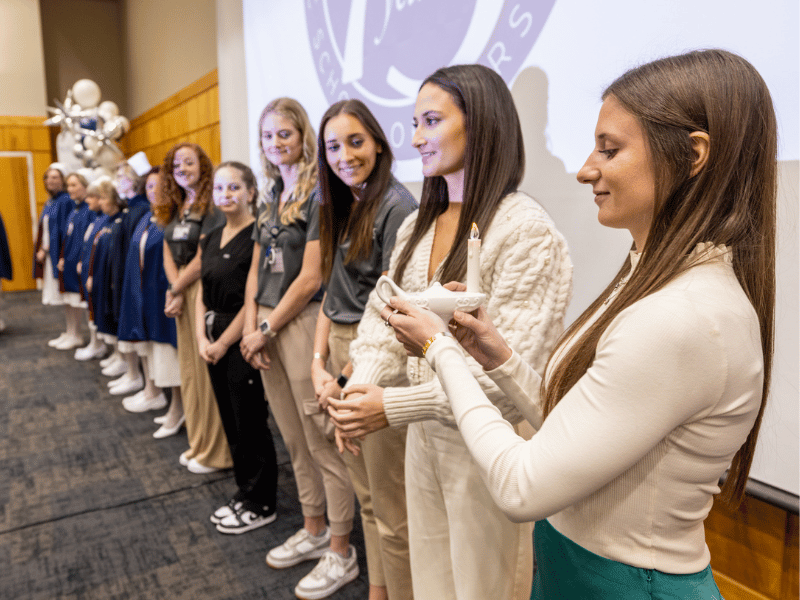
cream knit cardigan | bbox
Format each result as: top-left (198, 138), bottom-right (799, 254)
top-left (348, 191), bottom-right (573, 427)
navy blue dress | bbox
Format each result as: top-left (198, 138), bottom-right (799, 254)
top-left (60, 201), bottom-right (94, 293)
top-left (141, 219), bottom-right (177, 347)
top-left (94, 212), bottom-right (124, 335)
top-left (0, 212), bottom-right (11, 281)
top-left (117, 210), bottom-right (152, 342)
top-left (80, 212), bottom-right (105, 312)
top-left (33, 191), bottom-right (72, 279)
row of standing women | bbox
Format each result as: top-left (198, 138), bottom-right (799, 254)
top-left (35, 48), bottom-right (776, 600)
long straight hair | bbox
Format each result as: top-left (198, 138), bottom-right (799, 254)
top-left (543, 49), bottom-right (777, 506)
top-left (257, 97), bottom-right (317, 226)
top-left (392, 64), bottom-right (525, 285)
top-left (154, 143), bottom-right (214, 227)
top-left (317, 99), bottom-right (394, 281)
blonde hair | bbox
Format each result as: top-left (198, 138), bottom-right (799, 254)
top-left (87, 176), bottom-right (125, 210)
top-left (257, 97), bottom-right (318, 227)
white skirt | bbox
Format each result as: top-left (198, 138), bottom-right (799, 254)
top-left (41, 257), bottom-right (64, 306)
top-left (151, 342), bottom-right (181, 388)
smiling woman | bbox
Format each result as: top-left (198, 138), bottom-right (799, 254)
top-left (313, 98), bottom-right (418, 600)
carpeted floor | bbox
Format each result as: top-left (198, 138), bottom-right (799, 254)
top-left (0, 290), bottom-right (368, 600)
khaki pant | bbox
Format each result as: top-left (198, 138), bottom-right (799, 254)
top-left (330, 322), bottom-right (413, 598)
top-left (258, 303), bottom-right (354, 536)
top-left (176, 276), bottom-right (231, 469)
top-left (406, 419), bottom-right (533, 600)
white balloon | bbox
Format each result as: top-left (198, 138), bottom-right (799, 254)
top-left (73, 142), bottom-right (85, 156)
top-left (83, 136), bottom-right (101, 152)
top-left (82, 148), bottom-right (95, 162)
top-left (103, 118), bottom-right (122, 139)
top-left (71, 79), bottom-right (101, 109)
top-left (98, 100), bottom-right (118, 118)
top-left (118, 116), bottom-right (130, 135)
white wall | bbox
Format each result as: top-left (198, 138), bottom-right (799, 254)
top-left (0, 0), bottom-right (47, 115)
top-left (216, 0), bottom-right (249, 163)
top-left (122, 0), bottom-right (217, 117)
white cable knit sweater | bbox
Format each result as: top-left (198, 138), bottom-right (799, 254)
top-left (348, 192), bottom-right (573, 428)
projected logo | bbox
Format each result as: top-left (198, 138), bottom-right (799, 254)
top-left (306, 0), bottom-right (554, 177)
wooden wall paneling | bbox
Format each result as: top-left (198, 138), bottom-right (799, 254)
top-left (122, 70), bottom-right (220, 169)
top-left (706, 495), bottom-right (794, 599)
top-left (0, 154), bottom-right (36, 292)
top-left (782, 513), bottom-right (799, 600)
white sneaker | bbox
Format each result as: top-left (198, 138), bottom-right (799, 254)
top-left (74, 342), bottom-right (106, 361)
top-left (121, 389), bottom-right (146, 408)
top-left (210, 499), bottom-right (242, 524)
top-left (187, 458), bottom-right (222, 474)
top-left (123, 391), bottom-right (165, 412)
top-left (99, 352), bottom-right (118, 368)
top-left (48, 333), bottom-right (68, 347)
top-left (294, 547), bottom-right (359, 600)
top-left (54, 334), bottom-right (82, 350)
top-left (110, 375), bottom-right (144, 396)
top-left (266, 527), bottom-right (331, 569)
top-left (102, 359), bottom-right (128, 377)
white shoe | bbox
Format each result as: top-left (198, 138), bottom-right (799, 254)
top-left (153, 415), bottom-right (185, 438)
top-left (48, 333), bottom-right (68, 347)
top-left (187, 458), bottom-right (221, 474)
top-left (122, 391), bottom-right (166, 413)
top-left (121, 390), bottom-right (146, 409)
top-left (110, 375), bottom-right (144, 396)
top-left (102, 359), bottom-right (128, 377)
top-left (154, 414), bottom-right (168, 424)
top-left (266, 527), bottom-right (331, 569)
top-left (108, 372), bottom-right (131, 387)
top-left (54, 334), bottom-right (83, 350)
top-left (74, 342), bottom-right (107, 361)
top-left (99, 352), bottom-right (118, 368)
top-left (179, 450), bottom-right (191, 467)
top-left (294, 547), bottom-right (359, 600)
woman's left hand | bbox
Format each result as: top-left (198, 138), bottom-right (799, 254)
top-left (327, 385), bottom-right (389, 438)
top-left (204, 340), bottom-right (228, 365)
top-left (380, 298), bottom-right (448, 358)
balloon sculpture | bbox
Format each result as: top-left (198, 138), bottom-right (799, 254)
top-left (43, 79), bottom-right (130, 181)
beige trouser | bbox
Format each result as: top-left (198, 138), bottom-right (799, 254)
top-left (330, 322), bottom-right (413, 598)
top-left (258, 303), bottom-right (354, 536)
top-left (406, 419), bottom-right (533, 600)
top-left (176, 276), bottom-right (231, 469)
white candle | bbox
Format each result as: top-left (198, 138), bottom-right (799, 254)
top-left (467, 222), bottom-right (481, 293)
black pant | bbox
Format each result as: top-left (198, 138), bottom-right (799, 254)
top-left (206, 321), bottom-right (278, 509)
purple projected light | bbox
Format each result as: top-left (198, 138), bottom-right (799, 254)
top-left (306, 0), bottom-right (554, 166)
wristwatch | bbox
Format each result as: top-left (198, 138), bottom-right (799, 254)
top-left (259, 318), bottom-right (277, 338)
top-left (336, 373), bottom-right (349, 388)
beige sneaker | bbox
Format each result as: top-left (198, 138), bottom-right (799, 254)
top-left (294, 546), bottom-right (359, 600)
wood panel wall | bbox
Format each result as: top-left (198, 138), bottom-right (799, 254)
top-left (121, 69), bottom-right (220, 169)
top-left (0, 117), bottom-right (54, 291)
top-left (707, 495), bottom-right (798, 599)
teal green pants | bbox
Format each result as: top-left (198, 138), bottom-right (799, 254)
top-left (532, 520), bottom-right (725, 599)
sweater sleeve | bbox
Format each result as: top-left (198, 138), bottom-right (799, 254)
top-left (348, 212), bottom-right (418, 388)
top-left (425, 294), bottom-right (729, 523)
top-left (382, 195), bottom-right (573, 428)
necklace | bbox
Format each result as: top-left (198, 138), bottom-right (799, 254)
top-left (604, 279), bottom-right (628, 305)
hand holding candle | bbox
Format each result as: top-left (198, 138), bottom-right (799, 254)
top-left (467, 222), bottom-right (481, 293)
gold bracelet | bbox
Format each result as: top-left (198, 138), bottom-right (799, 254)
top-left (421, 331), bottom-right (453, 357)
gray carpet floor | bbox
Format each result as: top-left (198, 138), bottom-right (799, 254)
top-left (0, 290), bottom-right (368, 599)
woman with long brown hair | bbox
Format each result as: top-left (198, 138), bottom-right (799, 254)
top-left (326, 67), bottom-right (572, 600)
top-left (385, 50), bottom-right (776, 598)
top-left (312, 99), bottom-right (418, 600)
top-left (157, 142), bottom-right (230, 474)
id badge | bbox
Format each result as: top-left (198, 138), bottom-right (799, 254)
top-left (272, 247), bottom-right (285, 273)
top-left (172, 224), bottom-right (191, 241)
